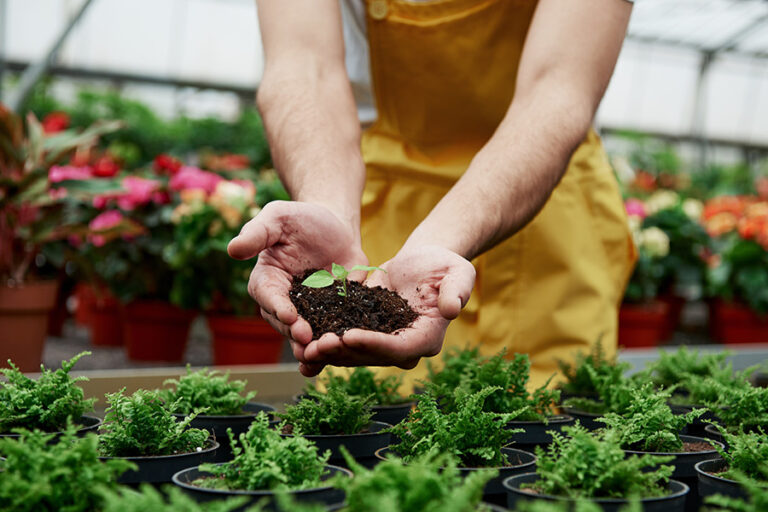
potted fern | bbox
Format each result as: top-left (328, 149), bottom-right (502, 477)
top-left (503, 424), bottom-right (689, 511)
top-left (172, 412), bottom-right (350, 509)
top-left (302, 367), bottom-right (415, 425)
top-left (98, 388), bottom-right (219, 483)
top-left (101, 485), bottom-right (248, 512)
top-left (556, 341), bottom-right (629, 401)
top-left (597, 384), bottom-right (722, 510)
top-left (701, 382), bottom-right (768, 442)
top-left (379, 386), bottom-right (536, 504)
top-left (162, 366), bottom-right (275, 460)
top-left (0, 425), bottom-right (132, 511)
top-left (278, 387), bottom-right (391, 468)
top-left (703, 470), bottom-right (768, 512)
top-left (695, 426), bottom-right (768, 503)
top-left (431, 351), bottom-right (574, 450)
top-left (0, 352), bottom-right (101, 441)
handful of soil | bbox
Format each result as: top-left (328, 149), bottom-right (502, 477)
top-left (289, 270), bottom-right (418, 340)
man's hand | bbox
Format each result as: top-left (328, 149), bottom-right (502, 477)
top-left (298, 245), bottom-right (476, 376)
top-left (228, 200), bottom-right (368, 368)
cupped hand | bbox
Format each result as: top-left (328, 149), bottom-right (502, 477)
top-left (227, 201), bottom-right (368, 374)
top-left (299, 245), bottom-right (476, 375)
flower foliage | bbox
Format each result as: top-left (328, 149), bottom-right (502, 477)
top-left (196, 412), bottom-right (328, 491)
top-left (306, 367), bottom-right (406, 406)
top-left (598, 384), bottom-right (704, 453)
top-left (557, 341), bottom-right (628, 398)
top-left (532, 425), bottom-right (674, 499)
top-left (162, 366), bottom-right (257, 416)
top-left (98, 388), bottom-right (209, 457)
top-left (388, 387), bottom-right (524, 468)
top-left (431, 350), bottom-right (558, 421)
top-left (0, 351), bottom-right (95, 433)
top-left (337, 447), bottom-right (495, 512)
top-left (100, 484), bottom-right (248, 512)
top-left (278, 387), bottom-right (373, 436)
top-left (0, 426), bottom-right (133, 512)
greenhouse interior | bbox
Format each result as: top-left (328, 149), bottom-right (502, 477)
top-left (2, 0), bottom-right (768, 510)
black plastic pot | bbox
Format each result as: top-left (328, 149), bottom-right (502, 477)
top-left (0, 415), bottom-right (102, 441)
top-left (695, 458), bottom-right (749, 502)
top-left (173, 463), bottom-right (350, 511)
top-left (669, 404), bottom-right (719, 437)
top-left (281, 421), bottom-right (391, 469)
top-left (506, 415), bottom-right (575, 450)
top-left (101, 438), bottom-right (220, 484)
top-left (503, 472), bottom-right (689, 512)
top-left (375, 446), bottom-right (536, 505)
top-left (624, 435), bottom-right (722, 512)
top-left (172, 402), bottom-right (276, 461)
top-left (560, 407), bottom-right (604, 431)
top-left (292, 393), bottom-right (413, 425)
top-left (326, 501), bottom-right (504, 511)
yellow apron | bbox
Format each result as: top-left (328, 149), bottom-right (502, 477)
top-left (339, 0), bottom-right (635, 390)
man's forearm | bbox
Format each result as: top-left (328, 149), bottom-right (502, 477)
top-left (404, 80), bottom-right (594, 261)
top-left (257, 62), bottom-right (366, 239)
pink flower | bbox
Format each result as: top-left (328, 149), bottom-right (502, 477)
top-left (49, 165), bottom-right (92, 183)
top-left (89, 210), bottom-right (124, 231)
top-left (116, 176), bottom-right (162, 211)
top-left (625, 198), bottom-right (647, 219)
top-left (169, 166), bottom-right (223, 196)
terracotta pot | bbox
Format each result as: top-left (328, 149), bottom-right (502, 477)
top-left (659, 294), bottom-right (685, 340)
top-left (708, 299), bottom-right (768, 344)
top-left (73, 282), bottom-right (95, 326)
top-left (0, 280), bottom-right (59, 372)
top-left (207, 314), bottom-right (284, 365)
top-left (122, 301), bottom-right (195, 361)
top-left (618, 300), bottom-right (670, 348)
top-left (90, 292), bottom-right (123, 346)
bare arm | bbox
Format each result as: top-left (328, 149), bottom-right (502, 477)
top-left (404, 0), bottom-right (632, 259)
top-left (254, 0), bottom-right (365, 239)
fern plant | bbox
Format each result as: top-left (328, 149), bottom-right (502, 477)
top-left (672, 363), bottom-right (755, 407)
top-left (99, 388), bottom-right (209, 457)
top-left (433, 351), bottom-right (558, 421)
top-left (196, 412), bottom-right (329, 491)
top-left (337, 446), bottom-right (496, 512)
top-left (278, 387), bottom-right (373, 435)
top-left (100, 484), bottom-right (249, 512)
top-left (597, 384), bottom-right (705, 452)
top-left (557, 341), bottom-right (629, 398)
top-left (305, 367), bottom-right (407, 406)
top-left (162, 366), bottom-right (257, 416)
top-left (513, 501), bottom-right (641, 512)
top-left (705, 472), bottom-right (768, 512)
top-left (425, 345), bottom-right (483, 392)
top-left (0, 351), bottom-right (95, 433)
top-left (563, 366), bottom-right (637, 416)
top-left (0, 425), bottom-right (133, 512)
top-left (643, 346), bottom-right (730, 390)
top-left (531, 424), bottom-right (674, 499)
top-left (389, 387), bottom-right (525, 467)
top-left (707, 425), bottom-right (768, 482)
top-left (704, 383), bottom-right (768, 431)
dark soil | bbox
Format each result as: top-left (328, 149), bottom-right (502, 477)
top-left (684, 441), bottom-right (716, 452)
top-left (289, 270), bottom-right (418, 340)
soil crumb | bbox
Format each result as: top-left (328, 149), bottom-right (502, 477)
top-left (289, 270), bottom-right (418, 340)
top-left (684, 441), bottom-right (716, 452)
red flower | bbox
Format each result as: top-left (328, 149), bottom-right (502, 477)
top-left (92, 155), bottom-right (121, 177)
top-left (153, 154), bottom-right (182, 175)
top-left (41, 111), bottom-right (70, 134)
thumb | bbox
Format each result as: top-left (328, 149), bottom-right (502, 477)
top-left (227, 206), bottom-right (280, 260)
top-left (437, 263), bottom-right (475, 320)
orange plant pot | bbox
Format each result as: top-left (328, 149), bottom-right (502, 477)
top-left (207, 315), bottom-right (284, 366)
top-left (618, 300), bottom-right (670, 348)
top-left (709, 300), bottom-right (768, 344)
top-left (90, 293), bottom-right (123, 347)
top-left (122, 301), bottom-right (195, 362)
top-left (0, 280), bottom-right (59, 372)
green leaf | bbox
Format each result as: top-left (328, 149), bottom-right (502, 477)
top-left (301, 270), bottom-right (335, 288)
top-left (349, 264), bottom-right (387, 274)
top-left (331, 262), bottom-right (348, 280)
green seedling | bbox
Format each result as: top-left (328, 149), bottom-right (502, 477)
top-left (301, 263), bottom-right (385, 297)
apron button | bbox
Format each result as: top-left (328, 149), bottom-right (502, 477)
top-left (369, 0), bottom-right (388, 20)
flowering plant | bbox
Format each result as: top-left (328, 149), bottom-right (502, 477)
top-left (624, 191), bottom-right (708, 302)
top-left (164, 169), bottom-right (288, 314)
top-left (0, 104), bottom-right (121, 286)
top-left (703, 195), bottom-right (768, 314)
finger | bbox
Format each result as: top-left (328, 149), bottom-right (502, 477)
top-left (289, 318), bottom-right (314, 345)
top-left (303, 333), bottom-right (342, 362)
top-left (342, 329), bottom-right (428, 363)
top-left (299, 362), bottom-right (326, 377)
top-left (260, 309), bottom-right (291, 338)
top-left (250, 266), bottom-right (298, 325)
top-left (289, 339), bottom-right (307, 362)
top-left (315, 334), bottom-right (343, 357)
top-left (437, 265), bottom-right (476, 320)
top-left (228, 202), bottom-right (291, 260)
